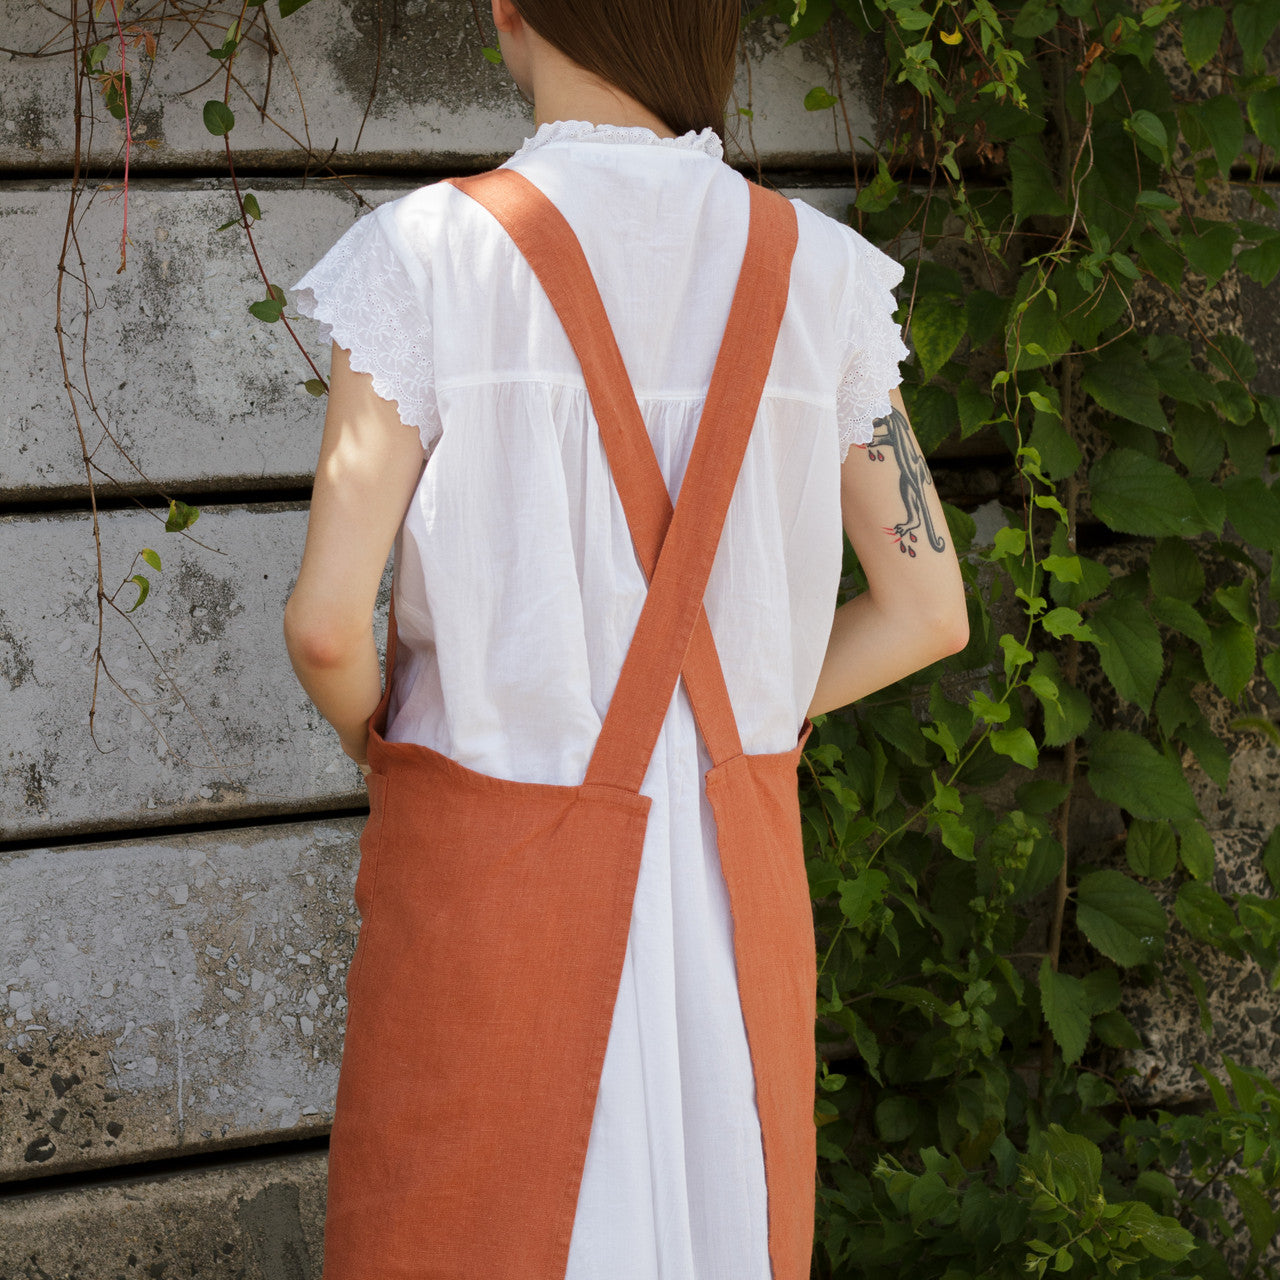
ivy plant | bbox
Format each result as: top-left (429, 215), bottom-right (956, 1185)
top-left (749, 0), bottom-right (1280, 1275)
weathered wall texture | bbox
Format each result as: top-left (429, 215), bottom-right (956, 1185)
top-left (1, 1), bottom-right (1277, 1274)
top-left (0, 2), bottom-right (886, 1271)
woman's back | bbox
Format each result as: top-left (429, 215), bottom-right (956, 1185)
top-left (292, 121), bottom-right (905, 782)
top-left (289, 119), bottom-right (908, 1280)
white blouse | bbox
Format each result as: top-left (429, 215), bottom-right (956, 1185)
top-left (291, 119), bottom-right (907, 1280)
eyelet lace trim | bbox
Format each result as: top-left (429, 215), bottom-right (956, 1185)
top-left (835, 232), bottom-right (911, 461)
top-left (505, 119), bottom-right (724, 164)
top-left (289, 209), bottom-right (441, 454)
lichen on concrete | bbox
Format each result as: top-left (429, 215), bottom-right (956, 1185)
top-left (1, 818), bottom-right (365, 1182)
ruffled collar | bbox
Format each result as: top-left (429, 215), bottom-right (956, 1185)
top-left (507, 118), bottom-right (724, 163)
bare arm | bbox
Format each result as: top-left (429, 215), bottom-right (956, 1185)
top-left (283, 342), bottom-right (427, 766)
top-left (807, 386), bottom-right (969, 717)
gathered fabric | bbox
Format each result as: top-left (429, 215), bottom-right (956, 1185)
top-left (290, 120), bottom-right (907, 1280)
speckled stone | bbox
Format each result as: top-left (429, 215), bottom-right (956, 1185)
top-left (1, 818), bottom-right (364, 1181)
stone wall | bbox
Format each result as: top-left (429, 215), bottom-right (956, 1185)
top-left (2, 1), bottom-right (1277, 1273)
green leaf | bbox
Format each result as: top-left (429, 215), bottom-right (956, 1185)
top-left (1041, 607), bottom-right (1095, 640)
top-left (165, 499), bottom-right (200, 533)
top-left (1203, 620), bottom-right (1256, 702)
top-left (804, 85), bottom-right (839, 111)
top-left (481, 45), bottom-right (503, 65)
top-left (1128, 109), bottom-right (1169, 158)
top-left (1089, 596), bottom-right (1164, 713)
top-left (1233, 0), bottom-right (1280, 74)
top-left (1076, 869), bottom-right (1167, 966)
top-left (1247, 86), bottom-right (1280, 151)
top-left (1115, 1201), bottom-right (1196, 1261)
top-left (856, 159), bottom-right (901, 213)
top-left (875, 1095), bottom-right (918, 1143)
top-left (1127, 820), bottom-right (1177, 879)
top-left (1181, 4), bottom-right (1227, 72)
top-left (937, 811), bottom-right (976, 861)
top-left (1093, 1008), bottom-right (1144, 1049)
top-left (911, 290), bottom-right (967, 380)
top-left (1226, 1173), bottom-right (1280, 1256)
top-left (1149, 537), bottom-right (1205, 601)
top-left (1083, 967), bottom-right (1121, 1014)
top-left (126, 574), bottom-right (150, 612)
top-left (1136, 230), bottom-right (1185, 291)
top-left (304, 378), bottom-right (327, 397)
top-left (1264, 824), bottom-right (1280, 893)
top-left (1009, 137), bottom-right (1068, 222)
top-left (839, 869), bottom-right (890, 928)
top-left (1083, 59), bottom-right (1121, 105)
top-left (1016, 779), bottom-right (1072, 815)
top-left (140, 547), bottom-right (162, 572)
top-left (1080, 350), bottom-right (1169, 433)
top-left (249, 291), bottom-right (284, 323)
top-left (1031, 653), bottom-right (1093, 747)
top-left (1172, 403), bottom-right (1224, 478)
top-left (990, 728), bottom-right (1038, 769)
top-left (1177, 820), bottom-right (1215, 880)
top-left (1175, 881), bottom-right (1241, 955)
top-left (1087, 730), bottom-right (1199, 820)
top-left (202, 100), bottom-right (236, 136)
top-left (1180, 221), bottom-right (1237, 289)
top-left (1042, 555), bottom-right (1082, 584)
top-left (1194, 95), bottom-right (1245, 179)
top-left (1041, 1123), bottom-right (1102, 1198)
top-left (1150, 596), bottom-right (1211, 647)
top-left (1038, 958), bottom-right (1090, 1065)
top-left (1089, 448), bottom-right (1204, 537)
top-left (1224, 475), bottom-right (1280, 552)
top-left (1027, 415), bottom-right (1082, 481)
top-left (1237, 235), bottom-right (1280, 288)
top-left (1013, 0), bottom-right (1059, 38)
top-left (1265, 649), bottom-right (1280, 696)
top-left (279, 0), bottom-right (315, 14)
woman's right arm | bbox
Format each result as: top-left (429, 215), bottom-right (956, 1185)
top-left (807, 386), bottom-right (969, 717)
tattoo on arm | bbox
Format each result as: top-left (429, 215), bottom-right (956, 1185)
top-left (854, 406), bottom-right (947, 557)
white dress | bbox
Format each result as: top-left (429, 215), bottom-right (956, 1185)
top-left (290, 119), bottom-right (908, 1280)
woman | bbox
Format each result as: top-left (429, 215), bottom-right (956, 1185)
top-left (284, 2), bottom-right (968, 1277)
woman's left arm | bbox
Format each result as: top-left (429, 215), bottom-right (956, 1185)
top-left (283, 341), bottom-right (427, 768)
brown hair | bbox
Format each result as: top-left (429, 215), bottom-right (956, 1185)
top-left (510, 1), bottom-right (740, 140)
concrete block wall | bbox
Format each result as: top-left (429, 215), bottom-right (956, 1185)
top-left (2, 1), bottom-right (1277, 1271)
top-left (0, 2), bottom-right (886, 1268)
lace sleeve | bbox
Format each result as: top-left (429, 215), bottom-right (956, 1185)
top-left (288, 205), bottom-right (441, 453)
top-left (836, 227), bottom-right (910, 462)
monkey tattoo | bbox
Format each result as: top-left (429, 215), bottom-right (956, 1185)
top-left (857, 406), bottom-right (946, 557)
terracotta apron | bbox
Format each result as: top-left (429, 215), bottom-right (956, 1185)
top-left (322, 168), bottom-right (815, 1280)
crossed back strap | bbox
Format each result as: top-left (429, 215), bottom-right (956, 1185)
top-left (446, 168), bottom-right (798, 794)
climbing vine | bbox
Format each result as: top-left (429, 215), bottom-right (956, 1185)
top-left (757, 0), bottom-right (1280, 1274)
top-left (10, 0), bottom-right (1280, 1273)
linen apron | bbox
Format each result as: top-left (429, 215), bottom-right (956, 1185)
top-left (322, 168), bottom-right (816, 1280)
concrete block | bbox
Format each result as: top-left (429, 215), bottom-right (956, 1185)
top-left (0, 1147), bottom-right (327, 1277)
top-left (0, 179), bottom-right (411, 500)
top-left (0, 505), bottom-right (380, 840)
top-left (1, 819), bottom-right (363, 1181)
top-left (0, 1), bottom-right (880, 174)
top-left (1, 182), bottom-right (875, 501)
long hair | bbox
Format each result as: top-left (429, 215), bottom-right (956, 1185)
top-left (510, 0), bottom-right (740, 140)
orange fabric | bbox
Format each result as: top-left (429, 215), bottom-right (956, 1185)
top-left (322, 170), bottom-right (815, 1280)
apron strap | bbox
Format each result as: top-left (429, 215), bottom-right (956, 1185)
top-left (447, 169), bottom-right (796, 786)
